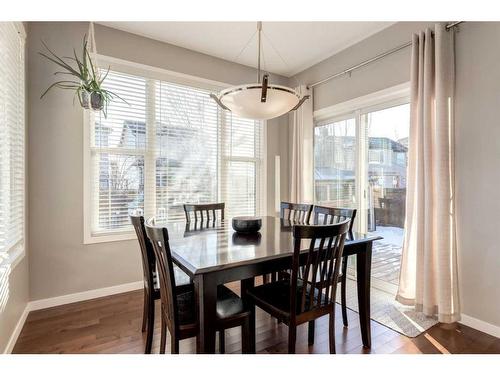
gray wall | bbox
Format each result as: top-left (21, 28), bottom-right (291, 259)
top-left (293, 22), bottom-right (434, 111)
top-left (454, 22), bottom-right (500, 327)
top-left (292, 21), bottom-right (500, 327)
top-left (27, 22), bottom-right (289, 300)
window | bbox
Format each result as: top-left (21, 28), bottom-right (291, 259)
top-left (0, 22), bottom-right (26, 267)
top-left (85, 64), bottom-right (264, 242)
top-left (314, 84), bottom-right (410, 293)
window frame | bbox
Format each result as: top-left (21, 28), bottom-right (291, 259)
top-left (0, 22), bottom-right (26, 269)
top-left (83, 55), bottom-right (266, 244)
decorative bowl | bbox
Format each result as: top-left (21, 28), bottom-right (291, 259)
top-left (232, 216), bottom-right (262, 233)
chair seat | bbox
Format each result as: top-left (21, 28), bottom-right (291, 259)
top-left (176, 284), bottom-right (248, 326)
top-left (246, 279), bottom-right (328, 318)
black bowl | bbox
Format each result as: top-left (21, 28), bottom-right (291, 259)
top-left (232, 216), bottom-right (262, 233)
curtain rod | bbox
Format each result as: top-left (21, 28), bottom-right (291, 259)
top-left (307, 21), bottom-right (464, 89)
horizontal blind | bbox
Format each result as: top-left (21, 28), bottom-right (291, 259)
top-left (0, 22), bottom-right (25, 261)
top-left (88, 66), bottom-right (263, 236)
top-left (91, 71), bottom-right (147, 234)
top-left (154, 81), bottom-right (219, 223)
top-left (221, 113), bottom-right (262, 218)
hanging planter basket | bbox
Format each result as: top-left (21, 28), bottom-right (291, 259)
top-left (90, 91), bottom-right (104, 111)
top-left (39, 22), bottom-right (127, 118)
top-left (79, 89), bottom-right (90, 109)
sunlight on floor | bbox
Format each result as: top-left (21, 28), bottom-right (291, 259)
top-left (423, 333), bottom-right (451, 354)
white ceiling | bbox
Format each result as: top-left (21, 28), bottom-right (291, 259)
top-left (98, 22), bottom-right (394, 77)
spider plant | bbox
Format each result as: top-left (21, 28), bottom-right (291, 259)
top-left (39, 36), bottom-right (126, 117)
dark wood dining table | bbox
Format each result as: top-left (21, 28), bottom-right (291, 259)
top-left (165, 216), bottom-right (382, 354)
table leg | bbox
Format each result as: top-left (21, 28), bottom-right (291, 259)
top-left (194, 274), bottom-right (217, 353)
top-left (241, 278), bottom-right (256, 353)
top-left (356, 241), bottom-right (372, 348)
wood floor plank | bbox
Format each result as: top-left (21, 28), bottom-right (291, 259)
top-left (12, 288), bottom-right (500, 354)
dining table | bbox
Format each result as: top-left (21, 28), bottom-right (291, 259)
top-left (165, 215), bottom-right (382, 354)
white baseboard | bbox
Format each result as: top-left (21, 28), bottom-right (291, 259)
top-left (460, 314), bottom-right (500, 338)
top-left (3, 304), bottom-right (30, 354)
top-left (28, 281), bottom-right (143, 311)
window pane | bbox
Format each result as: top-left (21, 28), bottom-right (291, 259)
top-left (224, 113), bottom-right (258, 158)
top-left (94, 153), bottom-right (144, 232)
top-left (362, 103), bottom-right (409, 286)
top-left (93, 71), bottom-right (147, 150)
top-left (222, 161), bottom-right (256, 218)
top-left (154, 81), bottom-right (219, 222)
top-left (314, 118), bottom-right (356, 208)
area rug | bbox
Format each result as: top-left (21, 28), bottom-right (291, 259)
top-left (336, 278), bottom-right (438, 338)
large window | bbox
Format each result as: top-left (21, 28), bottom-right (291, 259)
top-left (85, 65), bottom-right (263, 242)
top-left (0, 22), bottom-right (26, 268)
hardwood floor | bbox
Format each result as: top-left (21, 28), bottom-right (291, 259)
top-left (13, 282), bottom-right (500, 354)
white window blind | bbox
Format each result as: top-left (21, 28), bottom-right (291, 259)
top-left (0, 22), bottom-right (25, 265)
top-left (88, 67), bottom-right (263, 238)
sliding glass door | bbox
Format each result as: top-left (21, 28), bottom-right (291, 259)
top-left (314, 99), bottom-right (410, 293)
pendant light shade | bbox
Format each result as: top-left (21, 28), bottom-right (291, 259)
top-left (219, 83), bottom-right (300, 120)
top-left (211, 22), bottom-right (309, 120)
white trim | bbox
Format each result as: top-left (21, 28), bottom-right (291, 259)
top-left (3, 304), bottom-right (29, 354)
top-left (27, 281), bottom-right (143, 312)
top-left (460, 314), bottom-right (500, 339)
top-left (313, 82), bottom-right (411, 122)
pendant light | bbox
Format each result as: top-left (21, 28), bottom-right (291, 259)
top-left (210, 22), bottom-right (309, 120)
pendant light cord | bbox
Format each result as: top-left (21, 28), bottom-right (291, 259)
top-left (262, 31), bottom-right (301, 87)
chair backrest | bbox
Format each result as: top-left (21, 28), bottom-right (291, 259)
top-left (144, 218), bottom-right (179, 332)
top-left (280, 202), bottom-right (313, 224)
top-left (130, 215), bottom-right (156, 291)
top-left (289, 220), bottom-right (350, 318)
top-left (183, 203), bottom-right (225, 224)
top-left (313, 205), bottom-right (357, 232)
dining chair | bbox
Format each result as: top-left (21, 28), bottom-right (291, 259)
top-left (313, 205), bottom-right (357, 327)
top-left (280, 201), bottom-right (313, 224)
top-left (245, 220), bottom-right (350, 354)
top-left (263, 202), bottom-right (314, 285)
top-left (130, 214), bottom-right (192, 354)
top-left (183, 203), bottom-right (225, 224)
top-left (145, 218), bottom-right (254, 354)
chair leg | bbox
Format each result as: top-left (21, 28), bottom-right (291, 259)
top-left (159, 316), bottom-right (166, 354)
top-left (141, 288), bottom-right (148, 332)
top-left (341, 258), bottom-right (348, 327)
top-left (288, 325), bottom-right (297, 354)
top-left (329, 311), bottom-right (336, 354)
top-left (171, 333), bottom-right (179, 354)
top-left (241, 316), bottom-right (254, 354)
top-left (308, 320), bottom-right (315, 346)
top-left (219, 330), bottom-right (225, 354)
top-left (144, 295), bottom-right (155, 354)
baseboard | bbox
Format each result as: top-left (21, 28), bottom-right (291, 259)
top-left (460, 314), bottom-right (500, 338)
top-left (3, 304), bottom-right (30, 354)
top-left (28, 281), bottom-right (143, 311)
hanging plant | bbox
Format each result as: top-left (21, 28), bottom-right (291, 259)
top-left (39, 36), bottom-right (126, 117)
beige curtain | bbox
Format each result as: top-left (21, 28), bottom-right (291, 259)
top-left (290, 85), bottom-right (314, 204)
top-left (396, 24), bottom-right (460, 323)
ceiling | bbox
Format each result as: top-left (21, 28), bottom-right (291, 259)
top-left (98, 22), bottom-right (394, 77)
